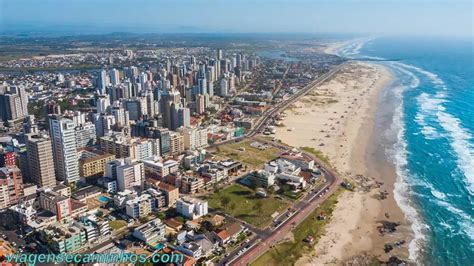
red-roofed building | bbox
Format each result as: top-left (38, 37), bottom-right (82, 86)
top-left (214, 230), bottom-right (230, 245)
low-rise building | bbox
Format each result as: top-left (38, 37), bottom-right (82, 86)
top-left (41, 223), bottom-right (87, 253)
top-left (75, 214), bottom-right (111, 243)
top-left (0, 166), bottom-right (24, 209)
top-left (132, 218), bottom-right (166, 247)
top-left (277, 172), bottom-right (307, 189)
top-left (183, 150), bottom-right (206, 169)
top-left (113, 189), bottom-right (136, 208)
top-left (39, 189), bottom-right (71, 221)
top-left (78, 148), bottom-right (115, 179)
top-left (142, 156), bottom-right (179, 180)
top-left (279, 151), bottom-right (315, 171)
top-left (180, 176), bottom-right (204, 194)
top-left (177, 242), bottom-right (202, 259)
top-left (116, 159), bottom-right (144, 192)
top-left (252, 170), bottom-right (275, 188)
top-left (176, 197), bottom-right (208, 220)
top-left (145, 188), bottom-right (167, 210)
top-left (72, 185), bottom-right (102, 203)
top-left (125, 193), bottom-right (152, 219)
top-left (158, 183), bottom-right (179, 207)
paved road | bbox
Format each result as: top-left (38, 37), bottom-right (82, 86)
top-left (228, 177), bottom-right (341, 265)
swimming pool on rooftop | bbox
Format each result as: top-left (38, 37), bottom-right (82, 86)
top-left (98, 195), bottom-right (110, 203)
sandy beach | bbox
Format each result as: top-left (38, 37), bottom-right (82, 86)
top-left (274, 60), bottom-right (411, 264)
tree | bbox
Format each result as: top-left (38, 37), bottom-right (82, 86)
top-left (229, 202), bottom-right (236, 212)
top-left (157, 212), bottom-right (166, 220)
top-left (220, 196), bottom-right (231, 210)
top-left (268, 186), bottom-right (275, 195)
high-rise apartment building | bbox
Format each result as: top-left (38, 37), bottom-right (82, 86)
top-left (75, 122), bottom-right (97, 148)
top-left (109, 68), bottom-right (120, 86)
top-left (182, 127), bottom-right (208, 150)
top-left (0, 86), bottom-right (28, 122)
top-left (169, 132), bottom-right (184, 156)
top-left (49, 116), bottom-right (80, 184)
top-left (27, 134), bottom-right (56, 188)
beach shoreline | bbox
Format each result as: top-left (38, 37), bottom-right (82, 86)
top-left (274, 56), bottom-right (411, 264)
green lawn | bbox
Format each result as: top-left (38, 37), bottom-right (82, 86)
top-left (301, 146), bottom-right (331, 166)
top-left (252, 188), bottom-right (345, 266)
top-left (207, 184), bottom-right (289, 228)
top-left (109, 220), bottom-right (127, 231)
top-left (214, 140), bottom-right (280, 169)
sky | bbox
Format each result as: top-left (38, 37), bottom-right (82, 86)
top-left (0, 0), bottom-right (472, 37)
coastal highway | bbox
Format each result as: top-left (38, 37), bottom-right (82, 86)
top-left (248, 63), bottom-right (345, 138)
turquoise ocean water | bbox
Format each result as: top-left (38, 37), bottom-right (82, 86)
top-left (336, 37), bottom-right (473, 265)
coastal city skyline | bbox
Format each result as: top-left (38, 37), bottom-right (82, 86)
top-left (0, 1), bottom-right (472, 265)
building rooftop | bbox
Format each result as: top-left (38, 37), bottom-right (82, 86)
top-left (78, 148), bottom-right (115, 164)
top-left (72, 185), bottom-right (102, 200)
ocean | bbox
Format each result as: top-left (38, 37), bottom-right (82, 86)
top-left (335, 37), bottom-right (474, 265)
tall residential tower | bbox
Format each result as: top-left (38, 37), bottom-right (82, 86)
top-left (49, 116), bottom-right (80, 184)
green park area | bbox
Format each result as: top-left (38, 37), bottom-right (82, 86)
top-left (207, 184), bottom-right (289, 228)
top-left (214, 139), bottom-right (280, 169)
top-left (252, 188), bottom-right (345, 266)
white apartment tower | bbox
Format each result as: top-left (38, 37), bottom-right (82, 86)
top-left (49, 116), bottom-right (80, 184)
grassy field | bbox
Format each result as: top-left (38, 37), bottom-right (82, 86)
top-left (301, 146), bottom-right (331, 166)
top-left (207, 184), bottom-right (289, 228)
top-left (252, 188), bottom-right (345, 266)
top-left (109, 220), bottom-right (127, 231)
top-left (214, 139), bottom-right (280, 169)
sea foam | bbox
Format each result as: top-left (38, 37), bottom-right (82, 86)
top-left (436, 111), bottom-right (474, 195)
top-left (389, 83), bottom-right (428, 262)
